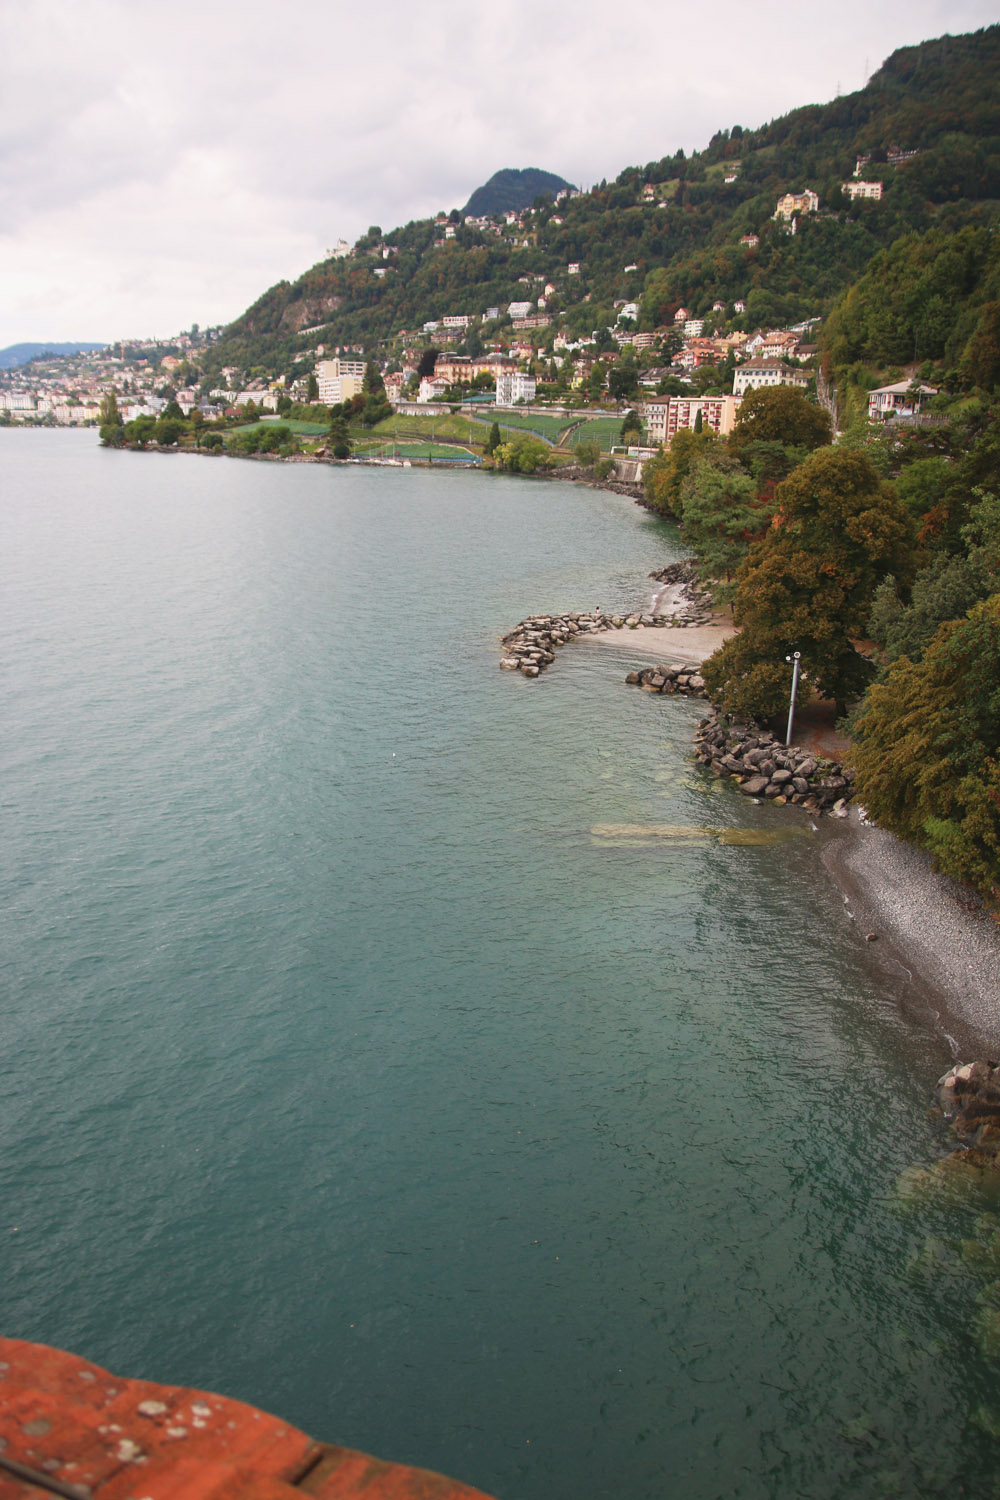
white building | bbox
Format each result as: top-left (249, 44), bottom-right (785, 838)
top-left (843, 180), bottom-right (883, 201)
top-left (867, 381), bottom-right (938, 420)
top-left (684, 319), bottom-right (705, 338)
top-left (733, 360), bottom-right (810, 398)
top-left (508, 301), bottom-right (533, 319)
top-left (495, 371), bottom-right (536, 406)
top-left (418, 376), bottom-right (449, 403)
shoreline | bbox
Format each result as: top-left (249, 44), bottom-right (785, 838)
top-left (819, 811), bottom-right (1000, 1057)
top-left (577, 586), bottom-right (1000, 1058)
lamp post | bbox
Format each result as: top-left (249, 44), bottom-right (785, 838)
top-left (785, 651), bottom-right (801, 747)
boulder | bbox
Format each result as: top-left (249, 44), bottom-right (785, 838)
top-left (739, 776), bottom-right (769, 797)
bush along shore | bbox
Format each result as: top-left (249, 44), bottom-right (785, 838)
top-left (693, 713), bottom-right (854, 815)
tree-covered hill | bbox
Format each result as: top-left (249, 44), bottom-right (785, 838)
top-left (202, 24), bottom-right (1000, 383)
top-left (464, 168), bottom-right (573, 217)
top-left (0, 341), bottom-right (107, 369)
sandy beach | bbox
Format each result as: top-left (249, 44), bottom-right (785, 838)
top-left (584, 618), bottom-right (737, 664)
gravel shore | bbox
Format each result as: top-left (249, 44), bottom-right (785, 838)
top-left (822, 809), bottom-right (1000, 1056)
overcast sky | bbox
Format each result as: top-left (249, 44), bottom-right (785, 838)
top-left (0, 0), bottom-right (996, 347)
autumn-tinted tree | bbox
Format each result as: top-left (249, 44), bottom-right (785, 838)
top-left (730, 385), bottom-right (831, 452)
top-left (703, 448), bottom-right (914, 718)
top-left (851, 595), bottom-right (1000, 906)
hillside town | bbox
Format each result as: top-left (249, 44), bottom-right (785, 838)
top-left (2, 166), bottom-right (945, 451)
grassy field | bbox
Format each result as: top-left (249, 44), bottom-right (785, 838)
top-left (353, 439), bottom-right (477, 461)
top-left (569, 417), bottom-right (624, 452)
top-left (365, 413), bottom-right (482, 443)
top-left (228, 419), bottom-right (329, 435)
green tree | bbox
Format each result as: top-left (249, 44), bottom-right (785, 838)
top-left (153, 416), bottom-right (185, 446)
top-left (703, 448), bottom-right (914, 718)
top-left (731, 385), bottom-right (831, 452)
top-left (679, 456), bottom-right (775, 601)
top-left (642, 428), bottom-right (715, 517)
top-left (98, 389), bottom-right (124, 446)
top-left (608, 364), bottom-right (638, 401)
top-left (306, 373), bottom-right (319, 402)
top-left (494, 435), bottom-right (550, 474)
top-left (620, 409), bottom-right (642, 443)
top-left (851, 595), bottom-right (1000, 906)
top-left (124, 414), bottom-right (157, 446)
top-left (328, 412), bottom-right (352, 459)
top-left (485, 421), bottom-right (502, 456)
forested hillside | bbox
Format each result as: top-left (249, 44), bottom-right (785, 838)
top-left (202, 25), bottom-right (1000, 383)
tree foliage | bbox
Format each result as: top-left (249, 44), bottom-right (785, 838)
top-left (731, 385), bottom-right (831, 452)
top-left (703, 448), bottom-right (914, 717)
top-left (679, 455), bottom-right (776, 601)
top-left (851, 595), bottom-right (1000, 906)
top-left (643, 428), bottom-right (715, 517)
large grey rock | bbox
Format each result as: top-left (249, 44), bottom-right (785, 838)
top-left (739, 776), bottom-right (769, 796)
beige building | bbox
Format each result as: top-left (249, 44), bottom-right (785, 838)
top-left (773, 189), bottom-right (818, 220)
top-left (643, 395), bottom-right (742, 446)
top-left (316, 358), bottom-right (366, 404)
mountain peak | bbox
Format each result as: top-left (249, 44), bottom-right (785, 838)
top-left (464, 168), bottom-right (574, 218)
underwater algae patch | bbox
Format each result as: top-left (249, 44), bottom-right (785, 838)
top-left (590, 823), bottom-right (813, 847)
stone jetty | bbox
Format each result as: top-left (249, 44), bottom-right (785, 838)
top-left (499, 560), bottom-right (711, 676)
top-left (625, 664), bottom-right (708, 697)
top-left (692, 711), bottom-right (854, 815)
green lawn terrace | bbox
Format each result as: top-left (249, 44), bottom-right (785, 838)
top-left (227, 419), bottom-right (330, 436)
top-left (569, 415), bottom-right (627, 451)
top-left (222, 409), bottom-right (639, 462)
top-left (352, 439), bottom-right (479, 462)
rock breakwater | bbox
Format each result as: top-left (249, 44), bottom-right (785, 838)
top-left (625, 664), bottom-right (708, 697)
top-left (692, 712), bottom-right (854, 815)
top-left (499, 559), bottom-right (711, 677)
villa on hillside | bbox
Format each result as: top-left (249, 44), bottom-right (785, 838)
top-left (773, 189), bottom-right (818, 220)
top-left (868, 380), bottom-right (938, 420)
top-left (733, 359), bottom-right (809, 397)
top-left (843, 180), bottom-right (883, 201)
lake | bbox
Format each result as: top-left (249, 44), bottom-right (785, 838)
top-left (2, 431), bottom-right (996, 1500)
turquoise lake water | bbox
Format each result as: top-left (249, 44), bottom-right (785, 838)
top-left (2, 430), bottom-right (999, 1499)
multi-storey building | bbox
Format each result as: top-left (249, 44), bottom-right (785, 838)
top-left (495, 371), bottom-right (536, 406)
top-left (315, 358), bottom-right (365, 404)
top-left (773, 189), bottom-right (819, 220)
top-left (842, 180), bottom-right (883, 200)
